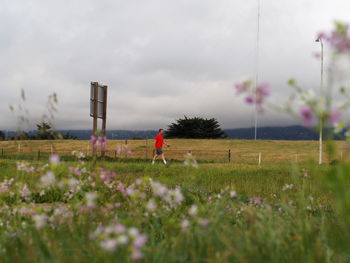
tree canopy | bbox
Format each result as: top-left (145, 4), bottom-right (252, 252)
top-left (165, 116), bottom-right (226, 139)
top-left (0, 131), bottom-right (5, 141)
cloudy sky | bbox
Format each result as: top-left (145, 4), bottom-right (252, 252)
top-left (1, 0), bottom-right (349, 131)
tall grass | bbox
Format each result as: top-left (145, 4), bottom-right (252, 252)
top-left (0, 156), bottom-right (348, 262)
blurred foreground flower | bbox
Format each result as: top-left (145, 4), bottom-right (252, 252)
top-left (32, 214), bottom-right (48, 229)
top-left (85, 192), bottom-right (97, 208)
top-left (40, 172), bottom-right (56, 188)
top-left (90, 135), bottom-right (107, 152)
top-left (92, 223), bottom-right (147, 261)
top-left (72, 151), bottom-right (85, 160)
top-left (17, 162), bottom-right (35, 173)
top-left (49, 155), bottom-right (60, 165)
top-left (230, 190), bottom-right (238, 198)
top-left (234, 80), bottom-right (270, 112)
top-left (188, 205), bottom-right (198, 217)
top-left (282, 184), bottom-right (294, 191)
top-left (184, 151), bottom-right (198, 168)
top-left (299, 106), bottom-right (315, 127)
top-left (318, 22), bottom-right (350, 53)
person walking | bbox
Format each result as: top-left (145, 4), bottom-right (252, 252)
top-left (152, 129), bottom-right (170, 165)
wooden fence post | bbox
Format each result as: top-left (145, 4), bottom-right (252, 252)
top-left (228, 149), bottom-right (231, 163)
top-left (258, 152), bottom-right (261, 166)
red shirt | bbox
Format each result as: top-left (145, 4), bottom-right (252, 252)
top-left (155, 134), bottom-right (164, 148)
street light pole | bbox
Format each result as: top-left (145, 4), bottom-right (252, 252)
top-left (316, 37), bottom-right (324, 165)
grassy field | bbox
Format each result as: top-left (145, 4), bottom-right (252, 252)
top-left (0, 139), bottom-right (348, 164)
top-left (0, 140), bottom-right (349, 262)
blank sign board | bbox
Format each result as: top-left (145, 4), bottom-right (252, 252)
top-left (90, 86), bottom-right (106, 102)
top-left (90, 85), bottom-right (106, 119)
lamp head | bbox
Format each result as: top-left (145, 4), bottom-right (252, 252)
top-left (315, 35), bottom-right (323, 43)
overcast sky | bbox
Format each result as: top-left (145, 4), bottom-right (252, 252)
top-left (1, 0), bottom-right (349, 131)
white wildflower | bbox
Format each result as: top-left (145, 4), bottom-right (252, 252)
top-left (33, 214), bottom-right (47, 229)
top-left (230, 191), bottom-right (237, 198)
top-left (100, 239), bottom-right (117, 252)
top-left (146, 199), bottom-right (157, 212)
top-left (85, 192), bottom-right (97, 208)
top-left (188, 205), bottom-right (198, 217)
top-left (40, 172), bottom-right (56, 187)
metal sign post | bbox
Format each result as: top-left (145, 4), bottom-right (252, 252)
top-left (90, 82), bottom-right (108, 157)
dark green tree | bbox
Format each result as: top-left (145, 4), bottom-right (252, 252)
top-left (0, 131), bottom-right (5, 141)
top-left (35, 122), bottom-right (62, 140)
top-left (165, 116), bottom-right (226, 139)
top-left (35, 122), bottom-right (53, 139)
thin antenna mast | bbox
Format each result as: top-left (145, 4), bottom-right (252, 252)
top-left (254, 0), bottom-right (261, 140)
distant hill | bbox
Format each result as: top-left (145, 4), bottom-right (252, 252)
top-left (3, 126), bottom-right (343, 141)
top-left (224, 126), bottom-right (320, 140)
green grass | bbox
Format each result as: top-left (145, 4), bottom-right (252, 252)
top-left (0, 150), bottom-right (348, 262)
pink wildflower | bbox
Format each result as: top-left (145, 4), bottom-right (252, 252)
top-left (245, 96), bottom-right (255, 104)
top-left (234, 81), bottom-right (251, 94)
top-left (318, 23), bottom-right (350, 53)
top-left (131, 250), bottom-right (143, 261)
top-left (250, 197), bottom-right (263, 205)
top-left (199, 219), bottom-right (209, 227)
top-left (49, 155), bottom-right (60, 165)
top-left (328, 108), bottom-right (342, 126)
top-left (133, 234), bottom-right (147, 249)
top-left (299, 106), bottom-right (315, 126)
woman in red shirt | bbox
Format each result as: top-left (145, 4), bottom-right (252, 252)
top-left (152, 129), bottom-right (170, 165)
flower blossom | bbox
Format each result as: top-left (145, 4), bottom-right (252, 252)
top-left (85, 192), bottom-right (97, 208)
top-left (230, 191), bottom-right (237, 198)
top-left (299, 106), bottom-right (315, 126)
top-left (282, 184), bottom-right (294, 191)
top-left (40, 172), bottom-right (56, 188)
top-left (234, 80), bottom-right (271, 111)
top-left (318, 22), bottom-right (350, 53)
top-left (188, 205), bottom-right (198, 217)
top-left (328, 108), bottom-right (342, 126)
top-left (32, 214), bottom-right (48, 229)
top-left (49, 155), bottom-right (60, 165)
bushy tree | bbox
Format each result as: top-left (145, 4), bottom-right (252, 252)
top-left (34, 122), bottom-right (62, 140)
top-left (165, 116), bottom-right (226, 139)
top-left (34, 122), bottom-right (54, 139)
top-left (0, 131), bottom-right (5, 141)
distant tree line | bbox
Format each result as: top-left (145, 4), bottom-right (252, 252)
top-left (0, 122), bottom-right (77, 140)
